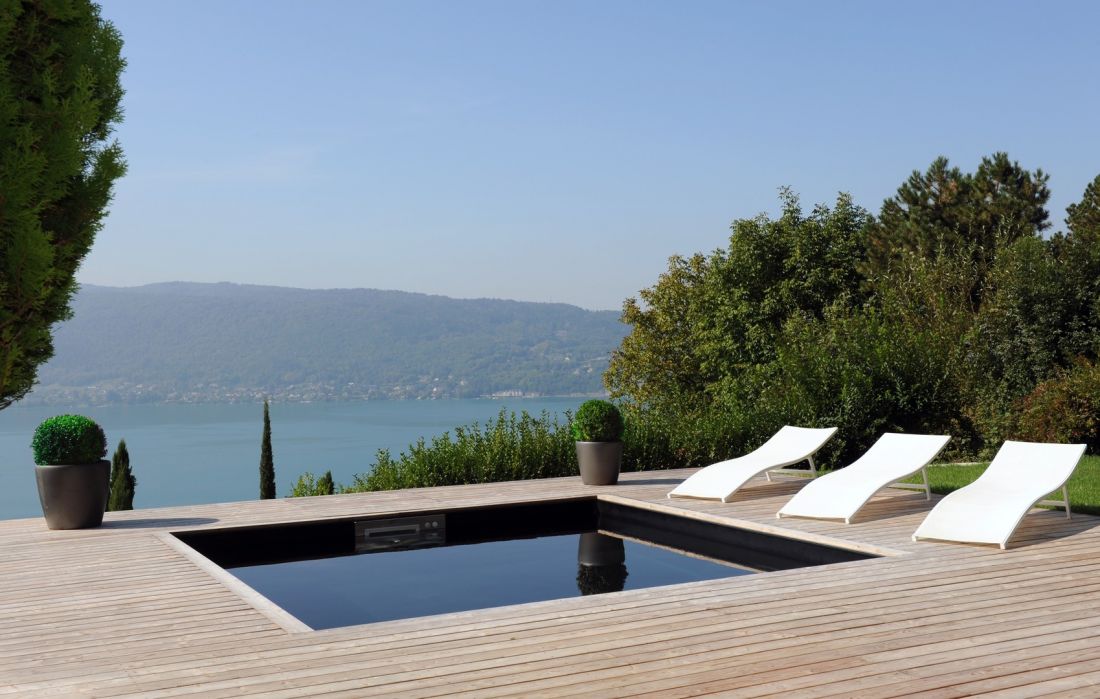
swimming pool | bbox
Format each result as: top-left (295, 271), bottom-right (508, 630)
top-left (175, 499), bottom-right (871, 629)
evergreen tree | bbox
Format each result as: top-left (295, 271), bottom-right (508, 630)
top-left (317, 470), bottom-right (335, 496)
top-left (0, 1), bottom-right (127, 410)
top-left (863, 153), bottom-right (1050, 296)
top-left (1066, 174), bottom-right (1100, 236)
top-left (107, 439), bottom-right (135, 511)
top-left (1047, 173), bottom-right (1100, 365)
top-left (259, 400), bottom-right (275, 499)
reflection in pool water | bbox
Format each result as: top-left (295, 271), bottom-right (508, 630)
top-left (576, 532), bottom-right (628, 595)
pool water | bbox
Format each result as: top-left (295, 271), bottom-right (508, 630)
top-left (230, 532), bottom-right (747, 628)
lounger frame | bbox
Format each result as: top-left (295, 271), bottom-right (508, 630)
top-left (764, 456), bottom-right (819, 481)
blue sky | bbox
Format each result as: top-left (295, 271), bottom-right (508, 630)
top-left (84, 0), bottom-right (1100, 310)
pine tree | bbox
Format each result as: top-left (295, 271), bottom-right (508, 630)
top-left (1066, 174), bottom-right (1100, 236)
top-left (1050, 173), bottom-right (1100, 360)
top-left (862, 153), bottom-right (1050, 297)
top-left (0, 1), bottom-right (127, 410)
top-left (107, 439), bottom-right (135, 511)
top-left (259, 400), bottom-right (276, 499)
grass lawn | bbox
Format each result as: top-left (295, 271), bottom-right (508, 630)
top-left (900, 454), bottom-right (1100, 517)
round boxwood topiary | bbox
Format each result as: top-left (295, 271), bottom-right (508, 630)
top-left (31, 415), bottom-right (108, 466)
top-left (571, 399), bottom-right (625, 442)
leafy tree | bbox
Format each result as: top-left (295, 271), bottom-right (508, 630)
top-left (259, 400), bottom-right (275, 499)
top-left (604, 154), bottom-right (1100, 461)
top-left (764, 242), bottom-right (984, 462)
top-left (603, 251), bottom-right (721, 409)
top-left (971, 236), bottom-right (1068, 395)
top-left (964, 174), bottom-right (1100, 448)
top-left (0, 0), bottom-right (126, 410)
top-left (1051, 174), bottom-right (1100, 360)
top-left (606, 190), bottom-right (871, 412)
top-left (107, 438), bottom-right (135, 511)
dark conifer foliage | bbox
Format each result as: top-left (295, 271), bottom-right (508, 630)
top-left (259, 400), bottom-right (276, 499)
top-left (1066, 174), bottom-right (1100, 236)
top-left (0, 0), bottom-right (127, 409)
top-left (107, 439), bottom-right (135, 511)
top-left (317, 470), bottom-right (334, 496)
top-left (863, 153), bottom-right (1049, 298)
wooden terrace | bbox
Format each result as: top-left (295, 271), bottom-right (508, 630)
top-left (3, 469), bottom-right (1100, 697)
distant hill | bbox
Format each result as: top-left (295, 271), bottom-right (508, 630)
top-left (26, 283), bottom-right (627, 405)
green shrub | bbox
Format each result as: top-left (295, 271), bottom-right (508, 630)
top-left (345, 410), bottom-right (577, 493)
top-left (324, 406), bottom-right (771, 498)
top-left (1009, 361), bottom-right (1100, 451)
top-left (31, 415), bottom-right (107, 465)
top-left (318, 396), bottom-right (946, 499)
top-left (571, 400), bottom-right (624, 442)
top-left (289, 470), bottom-right (338, 497)
top-left (621, 404), bottom-right (754, 471)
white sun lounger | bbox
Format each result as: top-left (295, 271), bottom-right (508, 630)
top-left (912, 440), bottom-right (1086, 549)
top-left (776, 432), bottom-right (951, 523)
top-left (667, 425), bottom-right (838, 502)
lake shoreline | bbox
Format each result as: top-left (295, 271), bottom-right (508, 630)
top-left (0, 398), bottom-right (580, 521)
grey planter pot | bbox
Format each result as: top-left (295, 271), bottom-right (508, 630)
top-left (35, 460), bottom-right (111, 530)
top-left (576, 441), bottom-right (623, 485)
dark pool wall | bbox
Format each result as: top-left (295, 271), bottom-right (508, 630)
top-left (176, 497), bottom-right (873, 571)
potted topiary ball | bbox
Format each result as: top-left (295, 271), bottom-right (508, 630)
top-left (572, 399), bottom-right (625, 485)
top-left (32, 415), bottom-right (110, 530)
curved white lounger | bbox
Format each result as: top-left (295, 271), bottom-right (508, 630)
top-left (776, 432), bottom-right (951, 523)
top-left (668, 426), bottom-right (838, 503)
top-left (912, 440), bottom-right (1086, 549)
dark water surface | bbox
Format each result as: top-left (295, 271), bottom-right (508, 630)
top-left (229, 533), bottom-right (750, 628)
top-left (0, 398), bottom-right (576, 520)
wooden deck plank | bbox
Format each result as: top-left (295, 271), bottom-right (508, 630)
top-left (2, 469), bottom-right (1099, 697)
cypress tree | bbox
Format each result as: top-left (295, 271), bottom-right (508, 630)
top-left (0, 1), bottom-right (127, 410)
top-left (259, 400), bottom-right (276, 499)
top-left (317, 470), bottom-right (335, 496)
top-left (107, 439), bottom-right (135, 511)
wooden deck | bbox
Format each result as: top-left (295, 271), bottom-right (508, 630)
top-left (3, 468), bottom-right (1100, 697)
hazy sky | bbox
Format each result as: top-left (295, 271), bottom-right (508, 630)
top-left (84, 0), bottom-right (1100, 310)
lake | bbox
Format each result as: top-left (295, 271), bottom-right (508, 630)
top-left (0, 398), bottom-right (579, 521)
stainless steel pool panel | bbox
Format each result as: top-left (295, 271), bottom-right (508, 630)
top-left (355, 513), bottom-right (446, 551)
